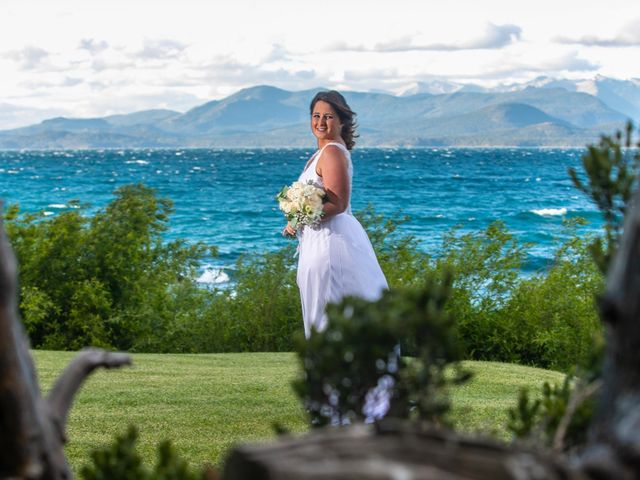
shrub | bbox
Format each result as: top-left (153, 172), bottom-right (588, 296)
top-left (293, 272), bottom-right (470, 427)
top-left (434, 221), bottom-right (527, 362)
top-left (507, 377), bottom-right (595, 451)
top-left (81, 426), bottom-right (210, 480)
top-left (501, 227), bottom-right (602, 371)
top-left (5, 184), bottom-right (211, 351)
top-left (4, 184), bottom-right (604, 367)
top-left (180, 246), bottom-right (302, 353)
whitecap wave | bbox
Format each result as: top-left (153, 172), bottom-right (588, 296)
top-left (48, 204), bottom-right (67, 209)
top-left (531, 207), bottom-right (567, 216)
top-left (125, 160), bottom-right (150, 165)
top-left (197, 267), bottom-right (230, 285)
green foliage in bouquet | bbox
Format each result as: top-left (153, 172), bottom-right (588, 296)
top-left (81, 426), bottom-right (208, 480)
top-left (293, 273), bottom-right (470, 427)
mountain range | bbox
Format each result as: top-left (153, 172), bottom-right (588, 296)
top-left (1, 76), bottom-right (638, 148)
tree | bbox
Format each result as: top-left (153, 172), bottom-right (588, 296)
top-left (5, 184), bottom-right (211, 351)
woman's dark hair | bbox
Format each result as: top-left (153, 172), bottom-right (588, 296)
top-left (309, 90), bottom-right (358, 150)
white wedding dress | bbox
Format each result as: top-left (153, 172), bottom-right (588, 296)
top-left (296, 142), bottom-right (388, 338)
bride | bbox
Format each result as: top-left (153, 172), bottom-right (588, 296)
top-left (283, 90), bottom-right (388, 338)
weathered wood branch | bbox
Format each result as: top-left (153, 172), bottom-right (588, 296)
top-left (553, 380), bottom-right (601, 453)
top-left (0, 214), bottom-right (131, 479)
top-left (578, 188), bottom-right (640, 479)
top-left (0, 211), bottom-right (52, 479)
top-left (591, 188), bottom-right (640, 443)
top-left (223, 421), bottom-right (573, 480)
top-left (47, 349), bottom-right (131, 442)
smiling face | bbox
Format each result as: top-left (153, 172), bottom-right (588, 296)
top-left (310, 100), bottom-right (343, 145)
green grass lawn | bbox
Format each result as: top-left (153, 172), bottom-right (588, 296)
top-left (33, 351), bottom-right (563, 474)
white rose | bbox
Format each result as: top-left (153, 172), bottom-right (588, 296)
top-left (308, 194), bottom-right (323, 213)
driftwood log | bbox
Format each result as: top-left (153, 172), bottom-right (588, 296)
top-left (0, 215), bottom-right (131, 480)
top-left (224, 421), bottom-right (573, 480)
top-left (223, 191), bottom-right (640, 479)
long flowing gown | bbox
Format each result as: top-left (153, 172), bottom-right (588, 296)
top-left (296, 142), bottom-right (388, 338)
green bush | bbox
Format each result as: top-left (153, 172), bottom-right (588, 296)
top-left (6, 184), bottom-right (211, 351)
top-left (501, 229), bottom-right (602, 371)
top-left (81, 426), bottom-right (208, 480)
top-left (423, 220), bottom-right (602, 371)
top-left (434, 221), bottom-right (527, 363)
top-left (5, 183), bottom-right (603, 368)
top-left (569, 120), bottom-right (640, 272)
top-left (507, 377), bottom-right (596, 451)
top-left (293, 272), bottom-right (470, 427)
top-left (166, 246), bottom-right (302, 353)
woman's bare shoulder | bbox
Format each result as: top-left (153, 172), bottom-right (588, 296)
top-left (317, 146), bottom-right (348, 177)
top-left (319, 144), bottom-right (348, 166)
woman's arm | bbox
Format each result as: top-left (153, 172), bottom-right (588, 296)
top-left (282, 145), bottom-right (350, 236)
top-left (317, 145), bottom-right (350, 220)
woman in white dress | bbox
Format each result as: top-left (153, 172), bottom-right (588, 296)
top-left (283, 91), bottom-right (388, 338)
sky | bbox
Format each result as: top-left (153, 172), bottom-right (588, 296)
top-left (1, 0), bottom-right (639, 129)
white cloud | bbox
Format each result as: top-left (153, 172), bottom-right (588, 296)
top-left (0, 0), bottom-right (639, 123)
top-left (193, 56), bottom-right (318, 96)
top-left (263, 43), bottom-right (291, 63)
top-left (0, 102), bottom-right (69, 130)
top-left (333, 50), bottom-right (600, 94)
top-left (372, 23), bottom-right (522, 52)
top-left (5, 46), bottom-right (50, 70)
top-left (458, 51), bottom-right (600, 83)
top-left (135, 39), bottom-right (188, 61)
top-left (78, 38), bottom-right (109, 53)
top-left (554, 19), bottom-right (640, 47)
top-left (539, 53), bottom-right (600, 72)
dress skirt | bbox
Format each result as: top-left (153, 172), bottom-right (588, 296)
top-left (297, 212), bottom-right (388, 338)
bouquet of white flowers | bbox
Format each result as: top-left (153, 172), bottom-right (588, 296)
top-left (277, 180), bottom-right (326, 229)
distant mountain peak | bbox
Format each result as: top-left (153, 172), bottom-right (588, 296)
top-left (227, 85), bottom-right (291, 101)
top-left (397, 80), bottom-right (465, 96)
top-left (0, 81), bottom-right (635, 148)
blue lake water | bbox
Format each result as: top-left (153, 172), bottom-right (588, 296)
top-left (0, 148), bottom-right (601, 284)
